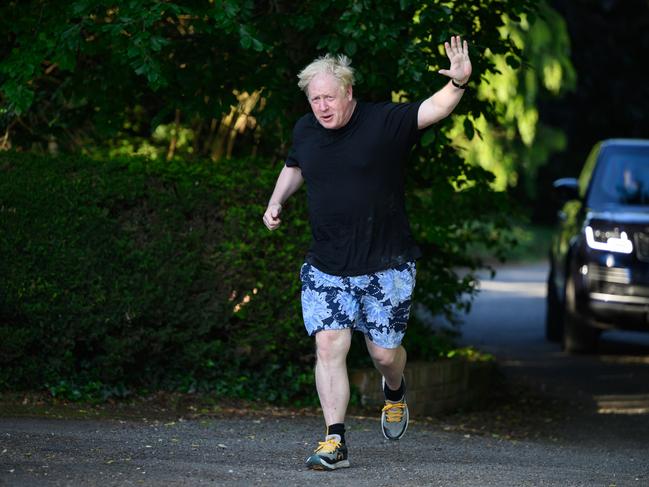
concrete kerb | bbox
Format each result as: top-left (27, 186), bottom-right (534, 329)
top-left (349, 359), bottom-right (496, 416)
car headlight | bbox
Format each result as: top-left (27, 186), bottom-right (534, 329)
top-left (585, 225), bottom-right (633, 254)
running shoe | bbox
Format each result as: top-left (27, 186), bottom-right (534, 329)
top-left (381, 376), bottom-right (409, 440)
top-left (305, 435), bottom-right (350, 470)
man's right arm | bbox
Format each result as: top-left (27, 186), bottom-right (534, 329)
top-left (263, 165), bottom-right (304, 231)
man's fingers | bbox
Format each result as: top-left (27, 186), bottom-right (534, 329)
top-left (263, 203), bottom-right (282, 230)
top-left (445, 36), bottom-right (467, 57)
top-left (263, 211), bottom-right (281, 230)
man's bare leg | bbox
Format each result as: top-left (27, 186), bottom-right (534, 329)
top-left (314, 329), bottom-right (352, 425)
top-left (365, 336), bottom-right (409, 440)
top-left (365, 336), bottom-right (406, 391)
top-left (305, 329), bottom-right (352, 470)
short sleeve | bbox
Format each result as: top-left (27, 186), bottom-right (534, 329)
top-left (381, 100), bottom-right (425, 147)
top-left (285, 145), bottom-right (300, 167)
top-left (285, 116), bottom-right (308, 167)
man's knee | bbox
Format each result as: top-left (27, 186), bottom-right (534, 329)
top-left (368, 344), bottom-right (404, 369)
top-left (371, 349), bottom-right (396, 368)
top-left (315, 330), bottom-right (351, 364)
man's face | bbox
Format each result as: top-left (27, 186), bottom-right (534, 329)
top-left (307, 73), bottom-right (354, 130)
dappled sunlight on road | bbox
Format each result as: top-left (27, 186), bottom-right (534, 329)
top-left (477, 279), bottom-right (546, 297)
top-left (595, 393), bottom-right (649, 415)
top-left (599, 355), bottom-right (649, 365)
top-left (461, 262), bottom-right (649, 425)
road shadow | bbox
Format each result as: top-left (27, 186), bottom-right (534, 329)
top-left (454, 262), bottom-right (649, 444)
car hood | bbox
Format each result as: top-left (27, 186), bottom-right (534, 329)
top-left (586, 208), bottom-right (649, 225)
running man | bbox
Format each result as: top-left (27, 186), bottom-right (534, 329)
top-left (263, 35), bottom-right (472, 470)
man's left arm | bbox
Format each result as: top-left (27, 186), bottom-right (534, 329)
top-left (417, 35), bottom-right (472, 130)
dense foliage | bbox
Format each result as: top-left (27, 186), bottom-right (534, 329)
top-left (0, 152), bottom-right (314, 400)
top-left (453, 2), bottom-right (575, 195)
top-left (0, 0), bottom-right (536, 155)
top-left (0, 1), bottom-right (572, 399)
top-left (0, 152), bottom-right (491, 401)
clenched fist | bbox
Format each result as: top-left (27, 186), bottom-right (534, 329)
top-left (263, 203), bottom-right (282, 231)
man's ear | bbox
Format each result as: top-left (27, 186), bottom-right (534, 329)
top-left (346, 85), bottom-right (353, 101)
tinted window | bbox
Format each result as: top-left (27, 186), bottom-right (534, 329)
top-left (587, 145), bottom-right (649, 208)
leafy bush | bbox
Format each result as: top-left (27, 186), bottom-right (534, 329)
top-left (0, 152), bottom-right (316, 401)
top-left (0, 151), bottom-right (504, 403)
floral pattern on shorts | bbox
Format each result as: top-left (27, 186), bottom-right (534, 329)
top-left (299, 261), bottom-right (416, 349)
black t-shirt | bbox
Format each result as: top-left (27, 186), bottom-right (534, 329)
top-left (286, 100), bottom-right (423, 276)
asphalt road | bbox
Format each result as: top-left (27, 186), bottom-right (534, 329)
top-left (460, 262), bottom-right (649, 410)
top-left (2, 261), bottom-right (649, 486)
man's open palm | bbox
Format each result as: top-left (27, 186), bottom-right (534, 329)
top-left (438, 35), bottom-right (472, 84)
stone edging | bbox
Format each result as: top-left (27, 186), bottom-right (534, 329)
top-left (349, 359), bottom-right (496, 416)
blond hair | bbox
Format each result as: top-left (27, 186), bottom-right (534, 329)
top-left (297, 54), bottom-right (355, 95)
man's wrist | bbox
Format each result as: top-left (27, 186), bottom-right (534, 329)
top-left (452, 78), bottom-right (469, 89)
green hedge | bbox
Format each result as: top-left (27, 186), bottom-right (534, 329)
top-left (0, 152), bottom-right (319, 402)
top-left (0, 152), bottom-right (500, 403)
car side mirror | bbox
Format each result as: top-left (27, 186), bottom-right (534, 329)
top-left (552, 177), bottom-right (580, 203)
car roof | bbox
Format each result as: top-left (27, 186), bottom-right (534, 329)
top-left (600, 139), bottom-right (649, 149)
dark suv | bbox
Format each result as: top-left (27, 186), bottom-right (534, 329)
top-left (547, 139), bottom-right (649, 352)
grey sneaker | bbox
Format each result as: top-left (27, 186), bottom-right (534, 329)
top-left (305, 435), bottom-right (350, 470)
top-left (381, 377), bottom-right (409, 440)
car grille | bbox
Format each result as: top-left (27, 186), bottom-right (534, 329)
top-left (588, 264), bottom-right (649, 297)
top-left (635, 231), bottom-right (649, 262)
top-left (588, 265), bottom-right (631, 284)
top-left (598, 283), bottom-right (649, 298)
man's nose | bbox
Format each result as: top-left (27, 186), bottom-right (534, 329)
top-left (317, 100), bottom-right (328, 111)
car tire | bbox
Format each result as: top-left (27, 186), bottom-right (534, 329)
top-left (562, 273), bottom-right (599, 353)
top-left (545, 269), bottom-right (563, 342)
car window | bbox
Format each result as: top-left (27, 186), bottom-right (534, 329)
top-left (587, 145), bottom-right (649, 208)
top-left (578, 142), bottom-right (601, 198)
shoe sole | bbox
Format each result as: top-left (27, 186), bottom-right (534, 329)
top-left (306, 457), bottom-right (351, 471)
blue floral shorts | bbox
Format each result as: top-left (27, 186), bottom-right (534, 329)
top-left (299, 261), bottom-right (417, 349)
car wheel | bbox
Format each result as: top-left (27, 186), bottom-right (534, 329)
top-left (545, 269), bottom-right (563, 342)
top-left (562, 273), bottom-right (599, 353)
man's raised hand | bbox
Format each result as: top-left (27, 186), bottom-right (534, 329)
top-left (438, 35), bottom-right (472, 86)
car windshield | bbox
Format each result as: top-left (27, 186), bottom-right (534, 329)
top-left (588, 145), bottom-right (649, 208)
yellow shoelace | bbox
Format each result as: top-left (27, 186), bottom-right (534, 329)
top-left (382, 402), bottom-right (406, 423)
top-left (314, 438), bottom-right (341, 454)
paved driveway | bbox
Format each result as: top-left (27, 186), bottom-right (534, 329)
top-left (460, 262), bottom-right (649, 411)
top-left (1, 412), bottom-right (647, 487)
top-left (2, 261), bottom-right (649, 486)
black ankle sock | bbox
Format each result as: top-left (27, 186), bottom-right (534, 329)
top-left (327, 423), bottom-right (346, 444)
top-left (384, 378), bottom-right (405, 401)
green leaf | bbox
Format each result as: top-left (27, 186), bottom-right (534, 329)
top-left (1, 81), bottom-right (35, 114)
top-left (421, 128), bottom-right (436, 147)
top-left (252, 38), bottom-right (264, 52)
top-left (345, 40), bottom-right (357, 56)
top-left (327, 36), bottom-right (341, 52)
top-left (150, 36), bottom-right (168, 52)
top-left (505, 55), bottom-right (521, 69)
top-left (240, 35), bottom-right (252, 50)
top-left (463, 118), bottom-right (475, 140)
